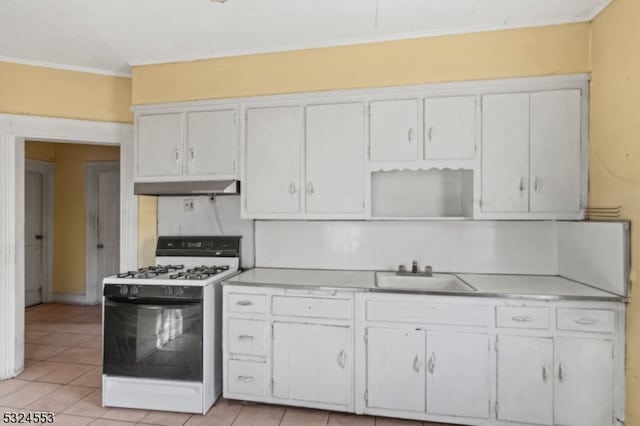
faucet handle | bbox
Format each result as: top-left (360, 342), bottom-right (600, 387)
top-left (411, 260), bottom-right (418, 273)
top-left (425, 265), bottom-right (433, 275)
top-left (397, 264), bottom-right (406, 273)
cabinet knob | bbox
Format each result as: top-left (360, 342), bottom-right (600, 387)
top-left (173, 149), bottom-right (179, 162)
top-left (407, 128), bottom-right (414, 142)
top-left (289, 182), bottom-right (297, 197)
top-left (190, 148), bottom-right (195, 160)
top-left (542, 365), bottom-right (549, 383)
top-left (534, 177), bottom-right (542, 192)
top-left (558, 363), bottom-right (565, 382)
top-left (518, 178), bottom-right (525, 194)
top-left (427, 126), bottom-right (433, 142)
top-left (307, 182), bottom-right (315, 195)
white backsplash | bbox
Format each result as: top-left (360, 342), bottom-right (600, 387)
top-left (158, 196), bottom-right (254, 269)
top-left (255, 220), bottom-right (559, 274)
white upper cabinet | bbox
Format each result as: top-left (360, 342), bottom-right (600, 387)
top-left (135, 107), bottom-right (239, 181)
top-left (366, 327), bottom-right (425, 413)
top-left (306, 103), bottom-right (365, 214)
top-left (424, 96), bottom-right (476, 160)
top-left (480, 88), bottom-right (584, 218)
top-left (530, 90), bottom-right (582, 213)
top-left (481, 93), bottom-right (530, 213)
top-left (245, 106), bottom-right (302, 215)
top-left (186, 109), bottom-right (237, 177)
top-left (137, 113), bottom-right (183, 178)
top-left (425, 331), bottom-right (490, 419)
top-left (369, 99), bottom-right (419, 161)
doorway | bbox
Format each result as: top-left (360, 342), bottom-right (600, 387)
top-left (24, 160), bottom-right (54, 307)
top-left (87, 162), bottom-right (121, 305)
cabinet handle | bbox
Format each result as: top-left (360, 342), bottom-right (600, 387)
top-left (518, 178), bottom-right (525, 195)
top-left (542, 365), bottom-right (549, 383)
top-left (289, 182), bottom-right (297, 197)
top-left (427, 353), bottom-right (435, 374)
top-left (190, 148), bottom-right (195, 160)
top-left (337, 349), bottom-right (347, 369)
top-left (574, 318), bottom-right (597, 325)
top-left (174, 149), bottom-right (179, 162)
top-left (534, 177), bottom-right (541, 192)
top-left (407, 128), bottom-right (414, 142)
top-left (512, 316), bottom-right (533, 322)
top-left (307, 182), bottom-right (315, 195)
top-left (558, 363), bottom-right (565, 382)
top-left (237, 375), bottom-right (255, 382)
top-left (236, 300), bottom-right (254, 306)
top-left (238, 335), bottom-right (254, 341)
top-left (427, 126), bottom-right (433, 142)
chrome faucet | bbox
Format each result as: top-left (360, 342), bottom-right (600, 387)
top-left (396, 261), bottom-right (433, 277)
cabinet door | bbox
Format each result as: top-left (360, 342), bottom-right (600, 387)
top-left (426, 331), bottom-right (490, 419)
top-left (481, 93), bottom-right (530, 213)
top-left (554, 338), bottom-right (614, 426)
top-left (186, 109), bottom-right (237, 177)
top-left (137, 113), bottom-right (183, 177)
top-left (530, 90), bottom-right (582, 213)
top-left (245, 106), bottom-right (302, 214)
top-left (272, 322), bottom-right (351, 407)
top-left (424, 96), bottom-right (476, 159)
top-left (366, 327), bottom-right (425, 412)
top-left (306, 103), bottom-right (365, 214)
top-left (497, 335), bottom-right (553, 425)
top-left (369, 99), bottom-right (419, 161)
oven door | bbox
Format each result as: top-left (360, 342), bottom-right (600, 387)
top-left (103, 297), bottom-right (203, 381)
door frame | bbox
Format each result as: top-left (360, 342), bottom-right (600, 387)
top-left (0, 113), bottom-right (135, 379)
top-left (86, 161), bottom-right (120, 305)
top-left (24, 160), bottom-right (55, 304)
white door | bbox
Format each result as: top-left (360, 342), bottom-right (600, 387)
top-left (554, 338), bottom-right (614, 426)
top-left (530, 90), bottom-right (582, 213)
top-left (305, 102), bottom-right (365, 214)
top-left (25, 171), bottom-right (44, 307)
top-left (96, 169), bottom-right (120, 296)
top-left (497, 335), bottom-right (553, 425)
top-left (272, 322), bottom-right (351, 407)
top-left (426, 331), bottom-right (490, 419)
top-left (137, 113), bottom-right (183, 177)
top-left (369, 99), bottom-right (419, 161)
top-left (186, 109), bottom-right (237, 177)
top-left (245, 106), bottom-right (302, 214)
top-left (481, 93), bottom-right (530, 213)
top-left (424, 96), bottom-right (476, 159)
top-left (366, 327), bottom-right (425, 412)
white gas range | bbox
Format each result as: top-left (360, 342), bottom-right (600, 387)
top-left (102, 236), bottom-right (241, 414)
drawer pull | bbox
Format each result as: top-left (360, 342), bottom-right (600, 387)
top-left (236, 300), bottom-right (254, 306)
top-left (337, 349), bottom-right (347, 369)
top-left (238, 335), bottom-right (254, 341)
top-left (574, 318), bottom-right (597, 325)
top-left (237, 375), bottom-right (255, 382)
top-left (512, 316), bottom-right (533, 322)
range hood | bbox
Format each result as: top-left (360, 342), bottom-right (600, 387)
top-left (134, 180), bottom-right (240, 196)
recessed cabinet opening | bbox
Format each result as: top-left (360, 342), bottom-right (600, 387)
top-left (371, 169), bottom-right (473, 219)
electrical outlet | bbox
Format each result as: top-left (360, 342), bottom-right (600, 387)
top-left (183, 199), bottom-right (195, 212)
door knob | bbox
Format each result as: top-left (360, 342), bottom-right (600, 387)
top-left (97, 243), bottom-right (104, 249)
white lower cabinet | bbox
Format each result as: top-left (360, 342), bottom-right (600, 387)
top-left (273, 322), bottom-right (352, 407)
top-left (366, 327), bottom-right (425, 412)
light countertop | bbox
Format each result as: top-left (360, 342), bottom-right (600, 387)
top-left (223, 268), bottom-right (624, 302)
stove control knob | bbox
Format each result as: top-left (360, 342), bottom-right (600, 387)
top-left (130, 286), bottom-right (139, 296)
top-left (165, 286), bottom-right (174, 297)
top-left (175, 287), bottom-right (184, 297)
top-left (119, 285), bottom-right (128, 295)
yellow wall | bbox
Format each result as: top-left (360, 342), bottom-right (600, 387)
top-left (590, 0), bottom-right (640, 424)
top-left (0, 61), bottom-right (133, 123)
top-left (132, 23), bottom-right (590, 104)
top-left (25, 141), bottom-right (120, 295)
top-left (137, 196), bottom-right (158, 268)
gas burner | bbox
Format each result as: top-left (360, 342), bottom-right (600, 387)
top-left (168, 265), bottom-right (230, 280)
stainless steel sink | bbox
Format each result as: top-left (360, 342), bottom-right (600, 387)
top-left (375, 272), bottom-right (475, 292)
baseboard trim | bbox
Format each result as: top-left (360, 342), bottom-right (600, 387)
top-left (52, 293), bottom-right (91, 305)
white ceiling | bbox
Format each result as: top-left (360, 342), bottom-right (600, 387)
top-left (0, 0), bottom-right (610, 77)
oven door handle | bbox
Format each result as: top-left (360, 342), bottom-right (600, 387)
top-left (104, 299), bottom-right (201, 309)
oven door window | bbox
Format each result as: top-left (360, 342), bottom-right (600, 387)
top-left (103, 298), bottom-right (203, 381)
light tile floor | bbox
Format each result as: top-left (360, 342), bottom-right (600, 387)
top-left (0, 303), bottom-right (455, 426)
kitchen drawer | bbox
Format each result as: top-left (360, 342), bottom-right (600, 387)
top-left (557, 308), bottom-right (615, 333)
top-left (496, 306), bottom-right (550, 329)
top-left (228, 293), bottom-right (267, 314)
top-left (228, 318), bottom-right (267, 357)
top-left (366, 300), bottom-right (489, 327)
top-left (227, 359), bottom-right (267, 397)
top-left (272, 295), bottom-right (352, 319)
